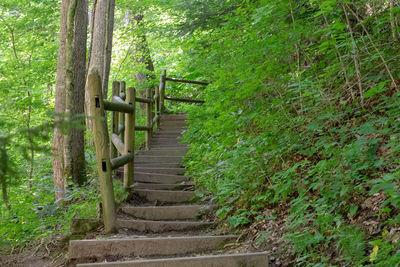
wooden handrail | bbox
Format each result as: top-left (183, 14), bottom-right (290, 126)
top-left (119, 92), bottom-right (126, 100)
top-left (110, 153), bottom-right (134, 170)
top-left (90, 70), bottom-right (209, 234)
top-left (165, 77), bottom-right (210, 85)
top-left (136, 96), bottom-right (152, 104)
top-left (123, 87), bottom-right (135, 188)
top-left (117, 123), bottom-right (125, 135)
top-left (112, 95), bottom-right (125, 104)
top-left (88, 73), bottom-right (116, 233)
top-left (110, 81), bottom-right (120, 161)
top-left (104, 100), bottom-right (134, 113)
top-left (111, 133), bottom-right (124, 154)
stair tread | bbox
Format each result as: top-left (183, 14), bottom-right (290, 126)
top-left (69, 235), bottom-right (237, 260)
top-left (76, 252), bottom-right (269, 267)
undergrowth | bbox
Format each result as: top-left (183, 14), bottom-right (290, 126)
top-left (177, 0), bottom-right (400, 265)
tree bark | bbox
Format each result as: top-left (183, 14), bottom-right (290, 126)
top-left (52, 0), bottom-right (69, 201)
top-left (129, 13), bottom-right (155, 110)
top-left (64, 0), bottom-right (78, 185)
top-left (71, 0), bottom-right (88, 185)
top-left (85, 0), bottom-right (110, 127)
top-left (103, 0), bottom-right (116, 97)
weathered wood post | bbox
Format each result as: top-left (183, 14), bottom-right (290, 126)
top-left (123, 87), bottom-right (135, 189)
top-left (88, 73), bottom-right (117, 234)
top-left (119, 81), bottom-right (126, 150)
top-left (145, 87), bottom-right (152, 150)
top-left (110, 81), bottom-right (120, 160)
top-left (159, 70), bottom-right (167, 113)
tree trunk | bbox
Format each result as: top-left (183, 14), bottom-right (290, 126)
top-left (129, 13), bottom-right (155, 110)
top-left (71, 0), bottom-right (88, 185)
top-left (103, 0), bottom-right (116, 98)
top-left (85, 0), bottom-right (109, 124)
top-left (64, 0), bottom-right (78, 185)
top-left (52, 0), bottom-right (69, 201)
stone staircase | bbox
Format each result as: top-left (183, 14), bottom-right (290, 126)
top-left (69, 114), bottom-right (268, 266)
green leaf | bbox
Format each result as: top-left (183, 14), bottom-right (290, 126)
top-left (364, 81), bottom-right (388, 98)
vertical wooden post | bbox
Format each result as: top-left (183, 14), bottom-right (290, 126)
top-left (145, 87), bottom-right (152, 150)
top-left (159, 69), bottom-right (166, 113)
top-left (154, 86), bottom-right (160, 128)
top-left (124, 87), bottom-right (135, 189)
top-left (110, 81), bottom-right (120, 160)
top-left (119, 81), bottom-right (126, 150)
top-left (88, 73), bottom-right (117, 234)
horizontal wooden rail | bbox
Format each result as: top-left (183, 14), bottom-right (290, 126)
top-left (135, 125), bottom-right (151, 131)
top-left (104, 100), bottom-right (134, 113)
top-left (117, 124), bottom-right (125, 135)
top-left (165, 96), bottom-right (205, 104)
top-left (165, 77), bottom-right (210, 85)
top-left (110, 153), bottom-right (134, 170)
top-left (111, 133), bottom-right (124, 154)
top-left (112, 95), bottom-right (125, 104)
top-left (119, 92), bottom-right (126, 100)
top-left (136, 96), bottom-right (152, 104)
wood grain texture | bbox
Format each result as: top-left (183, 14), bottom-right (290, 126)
top-left (145, 87), bottom-right (152, 150)
top-left (123, 87), bottom-right (135, 189)
top-left (159, 70), bottom-right (166, 113)
top-left (111, 133), bottom-right (124, 155)
top-left (110, 81), bottom-right (120, 160)
top-left (119, 81), bottom-right (126, 148)
top-left (88, 73), bottom-right (116, 233)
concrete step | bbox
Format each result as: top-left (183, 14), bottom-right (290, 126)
top-left (135, 156), bottom-right (183, 164)
top-left (137, 150), bottom-right (187, 157)
top-left (134, 167), bottom-right (186, 175)
top-left (70, 235), bottom-right (236, 260)
top-left (146, 147), bottom-right (189, 151)
top-left (151, 135), bottom-right (182, 139)
top-left (150, 140), bottom-right (184, 146)
top-left (121, 205), bottom-right (215, 220)
top-left (135, 189), bottom-right (196, 203)
top-left (150, 146), bottom-right (189, 150)
top-left (158, 126), bottom-right (186, 130)
top-left (117, 219), bottom-right (213, 233)
top-left (160, 114), bottom-right (187, 120)
top-left (158, 128), bottom-right (186, 132)
top-left (150, 137), bottom-right (182, 141)
top-left (134, 162), bottom-right (182, 168)
top-left (156, 132), bottom-right (185, 136)
top-left (76, 252), bottom-right (269, 267)
top-left (135, 172), bottom-right (188, 184)
top-left (160, 119), bottom-right (187, 125)
top-left (160, 123), bottom-right (187, 128)
top-left (134, 183), bottom-right (193, 190)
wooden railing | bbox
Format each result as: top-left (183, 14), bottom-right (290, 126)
top-left (88, 70), bottom-right (209, 233)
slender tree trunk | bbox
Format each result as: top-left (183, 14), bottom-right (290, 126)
top-left (71, 0), bottom-right (88, 185)
top-left (64, 0), bottom-right (78, 184)
top-left (85, 0), bottom-right (109, 122)
top-left (85, 0), bottom-right (97, 136)
top-left (129, 13), bottom-right (155, 110)
top-left (52, 0), bottom-right (69, 201)
top-left (103, 0), bottom-right (115, 97)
